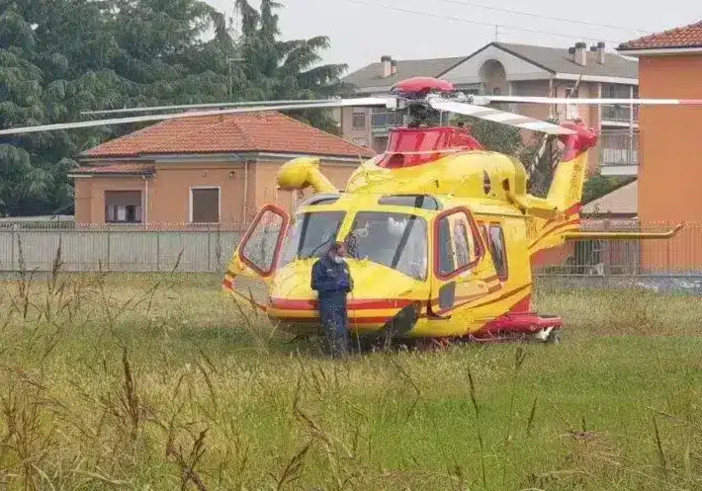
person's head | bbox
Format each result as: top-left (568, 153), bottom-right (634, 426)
top-left (328, 242), bottom-right (347, 263)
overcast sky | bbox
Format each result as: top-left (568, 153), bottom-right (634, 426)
top-left (205, 0), bottom-right (700, 73)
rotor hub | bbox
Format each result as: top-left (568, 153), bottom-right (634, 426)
top-left (391, 77), bottom-right (455, 100)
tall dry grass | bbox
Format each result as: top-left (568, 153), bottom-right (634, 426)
top-left (1, 252), bottom-right (702, 489)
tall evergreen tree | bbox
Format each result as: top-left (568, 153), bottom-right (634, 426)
top-left (0, 0), bottom-right (237, 216)
top-left (235, 0), bottom-right (348, 133)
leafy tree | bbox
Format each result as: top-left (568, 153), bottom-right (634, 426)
top-left (235, 0), bottom-right (349, 133)
top-left (582, 175), bottom-right (636, 204)
top-left (0, 0), bottom-right (349, 217)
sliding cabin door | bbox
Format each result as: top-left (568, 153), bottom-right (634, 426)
top-left (428, 207), bottom-right (489, 318)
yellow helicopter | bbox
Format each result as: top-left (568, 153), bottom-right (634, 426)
top-left (0, 76), bottom-right (695, 345)
top-left (219, 77), bottom-right (691, 345)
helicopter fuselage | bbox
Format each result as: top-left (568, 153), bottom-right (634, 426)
top-left (223, 123), bottom-right (589, 339)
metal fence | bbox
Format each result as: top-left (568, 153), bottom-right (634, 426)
top-left (0, 222), bottom-right (244, 273)
top-left (1, 219), bottom-right (702, 278)
top-left (599, 131), bottom-right (639, 168)
top-left (533, 220), bottom-right (702, 277)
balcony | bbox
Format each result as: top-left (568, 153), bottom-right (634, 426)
top-left (371, 111), bottom-right (405, 134)
top-left (371, 110), bottom-right (452, 134)
top-left (601, 103), bottom-right (639, 127)
top-left (599, 131), bottom-right (638, 176)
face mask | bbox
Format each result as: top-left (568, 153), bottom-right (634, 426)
top-left (333, 255), bottom-right (345, 264)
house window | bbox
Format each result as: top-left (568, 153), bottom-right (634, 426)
top-left (352, 110), bottom-right (366, 129)
top-left (488, 225), bottom-right (508, 281)
top-left (105, 191), bottom-right (142, 223)
top-left (190, 187), bottom-right (220, 223)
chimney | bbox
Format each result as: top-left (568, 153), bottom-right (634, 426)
top-left (572, 42), bottom-right (587, 66)
top-left (391, 59), bottom-right (398, 76)
top-left (380, 55), bottom-right (392, 78)
top-left (596, 41), bottom-right (605, 64)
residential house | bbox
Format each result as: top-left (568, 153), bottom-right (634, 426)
top-left (618, 20), bottom-right (702, 272)
top-left (341, 41), bottom-right (639, 175)
top-left (70, 112), bottom-right (374, 228)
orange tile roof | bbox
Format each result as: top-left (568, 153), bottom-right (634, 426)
top-left (619, 21), bottom-right (702, 51)
top-left (81, 111), bottom-right (375, 159)
top-left (70, 163), bottom-right (156, 175)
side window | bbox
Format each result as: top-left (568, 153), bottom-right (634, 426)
top-left (488, 225), bottom-right (508, 281)
top-left (436, 209), bottom-right (482, 278)
top-left (438, 217), bottom-right (455, 276)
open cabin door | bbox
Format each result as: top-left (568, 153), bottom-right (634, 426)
top-left (223, 204), bottom-right (290, 311)
top-left (428, 206), bottom-right (490, 318)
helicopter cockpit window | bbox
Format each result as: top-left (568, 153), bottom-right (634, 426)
top-left (299, 194), bottom-right (341, 207)
top-left (279, 211), bottom-right (346, 266)
top-left (377, 195), bottom-right (441, 211)
top-left (348, 212), bottom-right (427, 281)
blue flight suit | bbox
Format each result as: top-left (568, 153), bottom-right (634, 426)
top-left (311, 255), bottom-right (354, 357)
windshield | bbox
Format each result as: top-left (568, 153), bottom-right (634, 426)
top-left (279, 211), bottom-right (346, 266)
top-left (348, 212), bottom-right (427, 280)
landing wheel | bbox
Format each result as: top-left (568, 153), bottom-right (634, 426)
top-left (545, 328), bottom-right (562, 345)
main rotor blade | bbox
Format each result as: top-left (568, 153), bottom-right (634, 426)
top-left (0, 98), bottom-right (392, 136)
top-left (429, 98), bottom-right (575, 135)
top-left (475, 95), bottom-right (702, 106)
top-left (82, 98), bottom-right (337, 115)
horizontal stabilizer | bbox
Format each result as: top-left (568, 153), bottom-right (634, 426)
top-left (563, 224), bottom-right (683, 240)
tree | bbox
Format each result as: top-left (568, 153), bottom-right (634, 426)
top-left (582, 175), bottom-right (636, 204)
top-left (235, 0), bottom-right (348, 133)
top-left (0, 0), bottom-right (349, 216)
top-left (0, 0), bottom-right (239, 216)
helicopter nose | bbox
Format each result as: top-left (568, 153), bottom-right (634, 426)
top-left (267, 259), bottom-right (428, 332)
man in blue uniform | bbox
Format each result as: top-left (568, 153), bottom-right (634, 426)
top-left (311, 242), bottom-right (353, 357)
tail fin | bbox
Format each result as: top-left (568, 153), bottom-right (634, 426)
top-left (528, 121), bottom-right (598, 257)
top-left (546, 121), bottom-right (597, 213)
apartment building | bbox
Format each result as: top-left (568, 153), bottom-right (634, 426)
top-left (341, 41), bottom-right (639, 176)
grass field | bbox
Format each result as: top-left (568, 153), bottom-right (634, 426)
top-left (1, 268), bottom-right (702, 490)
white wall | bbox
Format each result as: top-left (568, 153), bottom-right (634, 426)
top-left (442, 45), bottom-right (550, 85)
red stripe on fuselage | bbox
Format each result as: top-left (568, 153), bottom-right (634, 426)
top-left (529, 218), bottom-right (581, 250)
top-left (270, 298), bottom-right (417, 310)
top-left (277, 316), bottom-right (392, 325)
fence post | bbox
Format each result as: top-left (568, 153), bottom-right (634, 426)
top-left (156, 232), bottom-right (161, 272)
top-left (666, 227), bottom-right (671, 273)
top-left (694, 223), bottom-right (698, 274)
top-left (10, 225), bottom-right (16, 271)
top-left (604, 220), bottom-right (611, 287)
top-left (106, 229), bottom-right (111, 271)
top-left (207, 226), bottom-right (212, 272)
